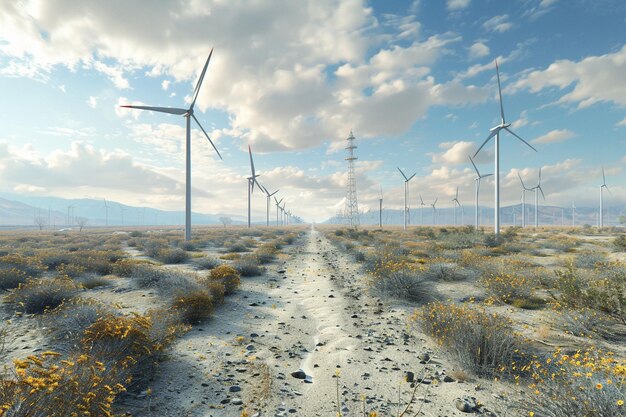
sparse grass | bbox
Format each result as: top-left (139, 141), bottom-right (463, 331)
top-left (0, 268), bottom-right (29, 291)
top-left (171, 289), bottom-right (214, 324)
top-left (7, 277), bottom-right (82, 314)
top-left (154, 247), bottom-right (190, 264)
top-left (233, 255), bottom-right (265, 277)
top-left (193, 256), bottom-right (222, 270)
top-left (74, 273), bottom-right (113, 289)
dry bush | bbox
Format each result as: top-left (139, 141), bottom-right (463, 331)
top-left (220, 253), bottom-right (241, 261)
top-left (193, 256), bottom-right (222, 270)
top-left (171, 289), bottom-right (214, 324)
top-left (210, 264), bottom-right (241, 295)
top-left (206, 280), bottom-right (225, 304)
top-left (233, 255), bottom-right (265, 277)
top-left (417, 302), bottom-right (531, 378)
top-left (0, 268), bottom-right (29, 291)
top-left (614, 235), bottom-right (626, 251)
top-left (523, 348), bottom-right (625, 417)
top-left (480, 272), bottom-right (545, 308)
top-left (154, 247), bottom-right (190, 264)
top-left (7, 277), bottom-right (81, 314)
top-left (74, 273), bottom-right (113, 289)
top-left (255, 243), bottom-right (278, 264)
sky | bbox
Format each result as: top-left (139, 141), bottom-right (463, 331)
top-left (0, 0), bottom-right (625, 222)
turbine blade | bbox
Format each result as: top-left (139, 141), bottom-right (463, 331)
top-left (434, 197), bottom-right (438, 205)
top-left (270, 190), bottom-right (279, 197)
top-left (248, 145), bottom-right (256, 176)
top-left (473, 129), bottom-right (498, 157)
top-left (482, 173), bottom-right (494, 178)
top-left (191, 48), bottom-right (213, 110)
top-left (538, 167), bottom-right (542, 184)
top-left (539, 186), bottom-right (546, 200)
top-left (602, 166), bottom-right (606, 185)
top-left (495, 59), bottom-right (505, 123)
top-left (192, 114), bottom-right (223, 160)
top-left (407, 173), bottom-right (416, 182)
top-left (503, 127), bottom-right (537, 152)
top-left (419, 194), bottom-right (424, 205)
top-left (397, 167), bottom-right (408, 181)
top-left (604, 185), bottom-right (612, 196)
top-left (455, 186), bottom-right (459, 199)
top-left (468, 155), bottom-right (480, 176)
top-left (120, 105), bottom-right (187, 115)
top-left (518, 172), bottom-right (527, 189)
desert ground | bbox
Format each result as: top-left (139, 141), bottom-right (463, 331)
top-left (1, 224), bottom-right (625, 417)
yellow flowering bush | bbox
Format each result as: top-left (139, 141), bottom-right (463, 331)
top-left (210, 264), bottom-right (241, 295)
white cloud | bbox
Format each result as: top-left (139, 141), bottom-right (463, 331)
top-left (468, 41), bottom-right (489, 60)
top-left (92, 61), bottom-right (130, 89)
top-left (531, 129), bottom-right (576, 144)
top-left (161, 80), bottom-right (170, 91)
top-left (616, 116), bottom-right (626, 126)
top-left (483, 15), bottom-right (513, 33)
top-left (87, 96), bottom-right (97, 108)
top-left (540, 0), bottom-right (558, 8)
top-left (513, 45), bottom-right (626, 108)
top-left (115, 97), bottom-right (144, 119)
top-left (447, 0), bottom-right (471, 11)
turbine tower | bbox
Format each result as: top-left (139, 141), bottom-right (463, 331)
top-left (532, 168), bottom-right (545, 227)
top-left (397, 167), bottom-right (416, 230)
top-left (247, 146), bottom-right (261, 228)
top-left (274, 196), bottom-right (283, 226)
top-left (452, 186), bottom-right (461, 226)
top-left (599, 166), bottom-right (610, 227)
top-left (260, 184), bottom-right (279, 227)
top-left (121, 50), bottom-right (222, 241)
top-left (379, 188), bottom-right (383, 228)
top-left (517, 172), bottom-right (533, 228)
top-left (344, 131), bottom-right (360, 228)
top-left (473, 60), bottom-right (537, 235)
top-left (419, 194), bottom-right (426, 225)
top-left (431, 198), bottom-right (438, 225)
top-left (572, 202), bottom-right (576, 227)
top-left (468, 155), bottom-right (492, 230)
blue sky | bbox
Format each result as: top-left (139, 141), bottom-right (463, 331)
top-left (0, 0), bottom-right (624, 222)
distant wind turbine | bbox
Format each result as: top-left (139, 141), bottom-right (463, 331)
top-left (274, 196), bottom-right (283, 226)
top-left (468, 155), bottom-right (492, 229)
top-left (260, 184), bottom-right (279, 227)
top-left (473, 60), bottom-right (537, 235)
top-left (397, 167), bottom-right (416, 230)
top-left (379, 188), bottom-right (383, 228)
top-left (103, 199), bottom-right (109, 227)
top-left (572, 202), bottom-right (576, 227)
top-left (452, 186), bottom-right (462, 226)
top-left (431, 198), bottom-right (438, 225)
top-left (532, 168), bottom-right (545, 227)
top-left (247, 146), bottom-right (262, 228)
top-left (121, 49), bottom-right (222, 241)
top-left (517, 172), bottom-right (533, 228)
top-left (599, 166), bottom-right (611, 227)
top-left (419, 194), bottom-right (426, 225)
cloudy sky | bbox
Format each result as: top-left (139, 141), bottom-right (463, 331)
top-left (0, 0), bottom-right (625, 222)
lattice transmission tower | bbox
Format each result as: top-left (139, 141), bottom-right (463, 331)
top-left (344, 130), bottom-right (360, 227)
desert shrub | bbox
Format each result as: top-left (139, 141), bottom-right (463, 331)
top-left (439, 232), bottom-right (480, 250)
top-left (171, 289), bottom-right (214, 324)
top-left (177, 241), bottom-right (197, 251)
top-left (0, 352), bottom-right (128, 417)
top-left (369, 268), bottom-right (438, 303)
top-left (220, 253), bottom-right (241, 260)
top-left (7, 278), bottom-right (81, 314)
top-left (129, 264), bottom-right (199, 296)
top-left (193, 256), bottom-right (222, 270)
top-left (74, 273), bottom-right (113, 289)
top-left (0, 253), bottom-right (47, 276)
top-left (417, 302), bottom-right (530, 378)
top-left (210, 265), bottom-right (241, 295)
top-left (281, 233), bottom-right (298, 245)
top-left (424, 262), bottom-right (469, 282)
top-left (483, 233), bottom-right (504, 247)
top-left (56, 263), bottom-right (86, 278)
top-left (480, 272), bottom-right (541, 307)
top-left (44, 299), bottom-right (115, 352)
top-left (573, 252), bottom-right (607, 269)
top-left (206, 280), bottom-right (226, 304)
top-left (155, 247), bottom-right (190, 264)
top-left (614, 235), bottom-right (626, 251)
top-left (255, 243), bottom-right (278, 264)
top-left (129, 230), bottom-right (144, 237)
top-left (0, 268), bottom-right (29, 291)
top-left (560, 307), bottom-right (618, 341)
top-left (522, 348), bottom-right (625, 417)
top-left (224, 242), bottom-right (250, 253)
top-left (233, 255), bottom-right (264, 277)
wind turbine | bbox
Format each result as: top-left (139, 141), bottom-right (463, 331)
top-left (121, 49), bottom-right (222, 241)
top-left (517, 172), bottom-right (533, 228)
top-left (67, 204), bottom-right (75, 226)
top-left (468, 155), bottom-right (493, 230)
top-left (274, 196), bottom-right (283, 226)
top-left (280, 202), bottom-right (286, 226)
top-left (452, 187), bottom-right (462, 226)
top-left (572, 202), bottom-right (576, 227)
top-left (600, 166), bottom-right (611, 227)
top-left (247, 146), bottom-right (262, 228)
top-left (379, 188), bottom-right (383, 228)
top-left (103, 199), bottom-right (109, 227)
top-left (473, 60), bottom-right (537, 235)
top-left (397, 167), bottom-right (416, 230)
top-left (431, 198), bottom-right (438, 225)
top-left (260, 184), bottom-right (279, 227)
top-left (532, 168), bottom-right (545, 227)
top-left (419, 194), bottom-right (426, 225)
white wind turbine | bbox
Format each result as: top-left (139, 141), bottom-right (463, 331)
top-left (452, 186), bottom-right (462, 226)
top-left (274, 196), bottom-right (283, 226)
top-left (571, 202), bottom-right (576, 227)
top-left (517, 172), bottom-right (533, 228)
top-left (260, 184), bottom-right (279, 227)
top-left (397, 167), bottom-right (416, 230)
top-left (431, 198), bottom-right (438, 225)
top-left (599, 166), bottom-right (611, 227)
top-left (419, 194), bottom-right (426, 225)
top-left (473, 60), bottom-right (537, 235)
top-left (121, 49), bottom-right (222, 241)
top-left (280, 202), bottom-right (286, 226)
top-left (103, 199), bottom-right (109, 227)
top-left (247, 146), bottom-right (262, 228)
top-left (532, 168), bottom-right (545, 227)
top-left (468, 155), bottom-right (492, 229)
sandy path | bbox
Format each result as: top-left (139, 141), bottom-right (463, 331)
top-left (136, 228), bottom-right (513, 417)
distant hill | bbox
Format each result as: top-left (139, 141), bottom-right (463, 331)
top-left (326, 203), bottom-right (626, 227)
top-left (0, 194), bottom-right (247, 228)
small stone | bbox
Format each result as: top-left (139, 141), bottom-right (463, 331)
top-left (291, 369), bottom-right (307, 379)
top-left (418, 352), bottom-right (430, 362)
top-left (454, 397), bottom-right (477, 413)
top-left (405, 371), bottom-right (415, 383)
top-left (229, 385), bottom-right (241, 393)
top-left (231, 398), bottom-right (243, 405)
top-left (444, 375), bottom-right (455, 383)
